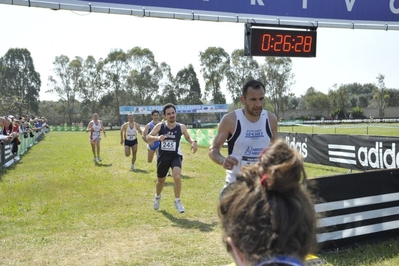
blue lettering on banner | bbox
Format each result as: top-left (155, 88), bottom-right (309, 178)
top-left (81, 0), bottom-right (399, 22)
top-left (119, 104), bottom-right (228, 114)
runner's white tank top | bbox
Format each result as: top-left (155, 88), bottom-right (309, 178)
top-left (126, 123), bottom-right (137, 141)
top-left (226, 109), bottom-right (272, 183)
top-left (91, 120), bottom-right (102, 140)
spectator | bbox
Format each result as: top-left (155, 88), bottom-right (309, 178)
top-left (218, 139), bottom-right (318, 266)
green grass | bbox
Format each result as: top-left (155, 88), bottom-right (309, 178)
top-left (0, 128), bottom-right (398, 265)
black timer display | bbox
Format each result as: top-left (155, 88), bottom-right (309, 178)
top-left (245, 27), bottom-right (317, 57)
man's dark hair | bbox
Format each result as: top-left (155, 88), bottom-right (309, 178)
top-left (242, 80), bottom-right (266, 96)
top-left (162, 103), bottom-right (176, 115)
top-left (151, 110), bottom-right (160, 116)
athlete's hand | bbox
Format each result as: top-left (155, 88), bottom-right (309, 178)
top-left (223, 156), bottom-right (239, 170)
top-left (120, 140), bottom-right (123, 145)
top-left (158, 135), bottom-right (166, 142)
top-left (190, 142), bottom-right (197, 154)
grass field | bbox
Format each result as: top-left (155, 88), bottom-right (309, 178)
top-left (1, 127), bottom-right (399, 265)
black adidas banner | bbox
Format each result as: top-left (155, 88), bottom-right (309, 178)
top-left (280, 133), bottom-right (399, 171)
top-left (312, 168), bottom-right (399, 250)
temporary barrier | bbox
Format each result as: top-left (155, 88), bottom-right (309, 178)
top-left (280, 132), bottom-right (399, 171)
top-left (183, 128), bottom-right (217, 147)
top-left (0, 131), bottom-right (45, 171)
top-left (313, 168), bottom-right (399, 250)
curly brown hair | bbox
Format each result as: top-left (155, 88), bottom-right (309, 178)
top-left (218, 138), bottom-right (318, 265)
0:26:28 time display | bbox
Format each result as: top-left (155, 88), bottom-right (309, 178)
top-left (261, 34), bottom-right (313, 52)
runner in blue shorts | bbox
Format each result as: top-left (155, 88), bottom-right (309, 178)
top-left (142, 110), bottom-right (161, 163)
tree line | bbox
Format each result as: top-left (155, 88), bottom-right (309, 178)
top-left (1, 47), bottom-right (398, 125)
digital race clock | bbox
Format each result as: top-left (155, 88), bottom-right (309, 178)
top-left (244, 25), bottom-right (317, 58)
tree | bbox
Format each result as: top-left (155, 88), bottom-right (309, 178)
top-left (302, 87), bottom-right (329, 117)
top-left (259, 57), bottom-right (294, 119)
top-left (385, 88), bottom-right (399, 107)
top-left (327, 84), bottom-right (350, 118)
top-left (80, 56), bottom-right (109, 115)
top-left (175, 64), bottom-right (202, 105)
top-left (158, 62), bottom-right (176, 104)
top-left (47, 55), bottom-right (83, 125)
top-left (0, 48), bottom-right (41, 115)
top-left (373, 74), bottom-right (390, 117)
top-left (199, 47), bottom-right (229, 104)
top-left (125, 47), bottom-right (162, 105)
top-left (104, 49), bottom-right (128, 120)
top-left (225, 49), bottom-right (259, 106)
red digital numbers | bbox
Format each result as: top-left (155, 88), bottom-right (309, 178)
top-left (261, 33), bottom-right (313, 53)
top-left (249, 28), bottom-right (317, 57)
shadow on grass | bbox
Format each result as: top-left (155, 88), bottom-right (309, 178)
top-left (161, 210), bottom-right (218, 232)
top-left (94, 163), bottom-right (113, 167)
top-left (131, 169), bottom-right (149, 174)
top-left (181, 174), bottom-right (192, 179)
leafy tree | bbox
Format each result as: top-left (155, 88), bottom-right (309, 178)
top-left (225, 49), bottom-right (259, 106)
top-left (259, 57), bottom-right (294, 119)
top-left (0, 48), bottom-right (41, 115)
top-left (158, 62), bottom-right (176, 104)
top-left (126, 47), bottom-right (162, 106)
top-left (175, 64), bottom-right (202, 105)
top-left (385, 88), bottom-right (399, 107)
top-left (47, 55), bottom-right (83, 124)
top-left (302, 87), bottom-right (329, 117)
top-left (199, 47), bottom-right (229, 104)
top-left (351, 106), bottom-right (364, 119)
top-left (372, 74), bottom-right (390, 117)
top-left (104, 49), bottom-right (128, 120)
top-left (286, 93), bottom-right (300, 109)
top-left (80, 56), bottom-right (109, 115)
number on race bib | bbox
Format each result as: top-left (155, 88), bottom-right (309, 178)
top-left (126, 134), bottom-right (136, 140)
top-left (242, 156), bottom-right (259, 166)
top-left (161, 140), bottom-right (176, 151)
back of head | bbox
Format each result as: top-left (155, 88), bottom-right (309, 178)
top-left (218, 139), bottom-right (317, 265)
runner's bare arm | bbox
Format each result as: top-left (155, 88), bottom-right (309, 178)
top-left (146, 123), bottom-right (162, 142)
top-left (268, 112), bottom-right (279, 143)
top-left (208, 113), bottom-right (235, 166)
top-left (86, 121), bottom-right (93, 132)
top-left (182, 124), bottom-right (197, 154)
top-left (120, 124), bottom-right (125, 144)
top-left (142, 124), bottom-right (150, 143)
top-left (136, 122), bottom-right (143, 136)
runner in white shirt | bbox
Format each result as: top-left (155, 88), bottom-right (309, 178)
top-left (86, 113), bottom-right (106, 163)
top-left (209, 79), bottom-right (278, 185)
top-left (120, 114), bottom-right (143, 171)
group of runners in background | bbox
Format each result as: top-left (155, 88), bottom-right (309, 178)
top-left (84, 80), bottom-right (319, 265)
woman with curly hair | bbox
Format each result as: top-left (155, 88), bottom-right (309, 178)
top-left (218, 139), bottom-right (318, 266)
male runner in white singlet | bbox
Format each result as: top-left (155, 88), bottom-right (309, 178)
top-left (120, 114), bottom-right (143, 170)
top-left (209, 80), bottom-right (278, 184)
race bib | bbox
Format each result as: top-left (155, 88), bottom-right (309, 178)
top-left (161, 140), bottom-right (176, 151)
top-left (126, 134), bottom-right (136, 140)
top-left (241, 156), bottom-right (259, 166)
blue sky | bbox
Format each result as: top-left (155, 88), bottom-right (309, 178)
top-left (1, 4), bottom-right (399, 102)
